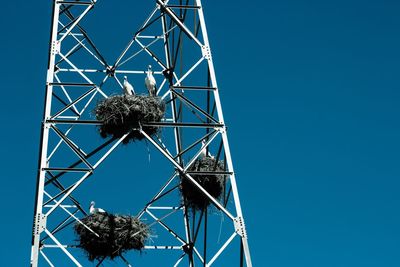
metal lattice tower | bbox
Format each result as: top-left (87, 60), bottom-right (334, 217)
top-left (30, 0), bottom-right (252, 266)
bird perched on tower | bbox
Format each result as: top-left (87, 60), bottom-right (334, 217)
top-left (200, 140), bottom-right (214, 159)
top-left (89, 201), bottom-right (106, 214)
top-left (145, 65), bottom-right (157, 96)
top-left (123, 76), bottom-right (135, 95)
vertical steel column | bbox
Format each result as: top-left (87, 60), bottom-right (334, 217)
top-left (30, 1), bottom-right (60, 266)
top-left (161, 10), bottom-right (195, 267)
top-left (194, 0), bottom-right (253, 266)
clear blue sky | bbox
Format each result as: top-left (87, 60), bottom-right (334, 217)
top-left (1, 0), bottom-right (400, 266)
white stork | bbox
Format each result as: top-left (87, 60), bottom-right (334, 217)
top-left (200, 140), bottom-right (214, 159)
top-left (123, 76), bottom-right (134, 95)
top-left (145, 65), bottom-right (157, 96)
top-left (89, 201), bottom-right (106, 214)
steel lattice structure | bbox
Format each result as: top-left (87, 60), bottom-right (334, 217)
top-left (31, 0), bottom-right (252, 266)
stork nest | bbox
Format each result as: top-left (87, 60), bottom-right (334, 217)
top-left (74, 213), bottom-right (149, 262)
top-left (180, 156), bottom-right (226, 210)
top-left (95, 95), bottom-right (165, 143)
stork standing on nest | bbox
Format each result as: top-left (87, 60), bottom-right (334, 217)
top-left (200, 140), bottom-right (214, 159)
top-left (145, 65), bottom-right (157, 96)
top-left (123, 76), bottom-right (135, 95)
top-left (89, 201), bottom-right (106, 214)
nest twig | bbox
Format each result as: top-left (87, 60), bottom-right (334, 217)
top-left (74, 213), bottom-right (149, 262)
top-left (180, 157), bottom-right (226, 210)
top-left (95, 95), bottom-right (165, 143)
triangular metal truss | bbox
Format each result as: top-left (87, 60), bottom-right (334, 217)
top-left (31, 0), bottom-right (252, 266)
